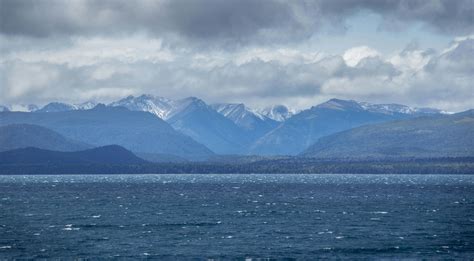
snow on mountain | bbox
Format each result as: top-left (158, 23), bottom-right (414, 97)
top-left (316, 99), bottom-right (364, 111)
top-left (314, 98), bottom-right (443, 116)
top-left (212, 103), bottom-right (265, 120)
top-left (249, 98), bottom-right (445, 156)
top-left (77, 101), bottom-right (98, 110)
top-left (110, 95), bottom-right (296, 126)
top-left (109, 94), bottom-right (174, 119)
top-left (36, 101), bottom-right (97, 112)
top-left (166, 97), bottom-right (252, 154)
top-left (358, 101), bottom-right (443, 115)
top-left (211, 103), bottom-right (266, 127)
top-left (257, 105), bottom-right (295, 122)
top-left (211, 103), bottom-right (279, 138)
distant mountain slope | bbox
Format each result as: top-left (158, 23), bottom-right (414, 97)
top-left (358, 102), bottom-right (444, 115)
top-left (0, 145), bottom-right (147, 165)
top-left (302, 110), bottom-right (474, 159)
top-left (36, 102), bottom-right (77, 112)
top-left (0, 124), bottom-right (90, 152)
top-left (249, 99), bottom-right (443, 155)
top-left (211, 103), bottom-right (279, 138)
top-left (0, 105), bottom-right (214, 160)
top-left (167, 97), bottom-right (250, 154)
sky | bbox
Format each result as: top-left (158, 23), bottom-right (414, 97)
top-left (0, 0), bottom-right (473, 111)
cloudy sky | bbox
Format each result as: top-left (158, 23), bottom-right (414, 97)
top-left (1, 0), bottom-right (473, 111)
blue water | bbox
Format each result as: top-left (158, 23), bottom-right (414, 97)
top-left (0, 174), bottom-right (473, 259)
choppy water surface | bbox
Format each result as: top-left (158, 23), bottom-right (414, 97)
top-left (0, 174), bottom-right (473, 259)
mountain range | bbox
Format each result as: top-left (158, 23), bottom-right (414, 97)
top-left (0, 105), bottom-right (213, 160)
top-left (302, 109), bottom-right (474, 159)
top-left (249, 99), bottom-right (444, 155)
top-left (111, 95), bottom-right (279, 153)
top-left (2, 95), bottom-right (468, 161)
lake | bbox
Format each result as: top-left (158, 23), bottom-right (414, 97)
top-left (0, 174), bottom-right (473, 259)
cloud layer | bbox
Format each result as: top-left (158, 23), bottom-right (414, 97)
top-left (1, 0), bottom-right (473, 111)
top-left (2, 35), bottom-right (473, 111)
top-left (2, 0), bottom-right (473, 45)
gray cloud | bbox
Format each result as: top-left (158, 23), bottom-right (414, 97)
top-left (0, 0), bottom-right (309, 47)
top-left (1, 0), bottom-right (472, 47)
top-left (318, 0), bottom-right (474, 34)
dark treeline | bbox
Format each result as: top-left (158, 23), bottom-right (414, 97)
top-left (1, 157), bottom-right (473, 175)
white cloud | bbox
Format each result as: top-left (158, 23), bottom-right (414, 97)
top-left (343, 46), bottom-right (380, 67)
top-left (0, 35), bottom-right (473, 112)
top-left (1, 35), bottom-right (175, 68)
top-left (4, 63), bottom-right (59, 98)
top-left (389, 49), bottom-right (433, 72)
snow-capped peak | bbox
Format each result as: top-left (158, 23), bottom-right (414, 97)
top-left (35, 101), bottom-right (98, 112)
top-left (109, 94), bottom-right (174, 119)
top-left (77, 101), bottom-right (98, 110)
top-left (212, 103), bottom-right (266, 121)
top-left (316, 99), bottom-right (363, 111)
top-left (310, 98), bottom-right (443, 116)
top-left (358, 101), bottom-right (443, 115)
